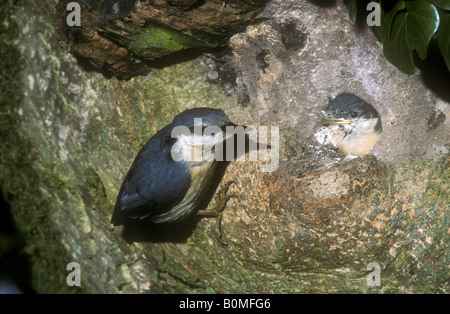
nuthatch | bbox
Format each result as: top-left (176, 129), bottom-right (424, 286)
top-left (320, 94), bottom-right (382, 156)
top-left (111, 107), bottom-right (238, 244)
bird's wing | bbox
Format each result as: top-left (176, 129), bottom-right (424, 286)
top-left (111, 126), bottom-right (191, 225)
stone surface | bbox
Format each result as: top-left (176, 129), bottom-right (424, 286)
top-left (0, 0), bottom-right (448, 294)
top-left (200, 0), bottom-right (449, 163)
top-left (55, 0), bottom-right (268, 79)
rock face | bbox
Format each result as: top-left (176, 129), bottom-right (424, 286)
top-left (55, 0), bottom-right (268, 79)
top-left (200, 0), bottom-right (449, 163)
top-left (0, 0), bottom-right (448, 294)
top-left (263, 151), bottom-right (448, 293)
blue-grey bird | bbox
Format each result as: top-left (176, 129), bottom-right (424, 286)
top-left (320, 93), bottom-right (382, 156)
top-left (111, 107), bottom-right (238, 243)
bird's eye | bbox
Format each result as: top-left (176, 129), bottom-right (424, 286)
top-left (350, 111), bottom-right (358, 118)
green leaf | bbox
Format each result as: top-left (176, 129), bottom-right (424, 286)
top-left (383, 12), bottom-right (416, 74)
top-left (427, 0), bottom-right (450, 10)
top-left (344, 0), bottom-right (357, 24)
top-left (405, 0), bottom-right (439, 60)
top-left (436, 9), bottom-right (450, 71)
top-left (374, 1), bottom-right (406, 44)
top-left (378, 0), bottom-right (440, 74)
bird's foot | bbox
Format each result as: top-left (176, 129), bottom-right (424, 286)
top-left (197, 180), bottom-right (237, 245)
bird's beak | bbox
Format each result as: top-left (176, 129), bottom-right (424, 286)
top-left (320, 118), bottom-right (352, 125)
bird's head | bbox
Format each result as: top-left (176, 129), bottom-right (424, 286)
top-left (172, 107), bottom-right (235, 130)
top-left (170, 108), bottom-right (238, 163)
top-left (319, 94), bottom-right (382, 156)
